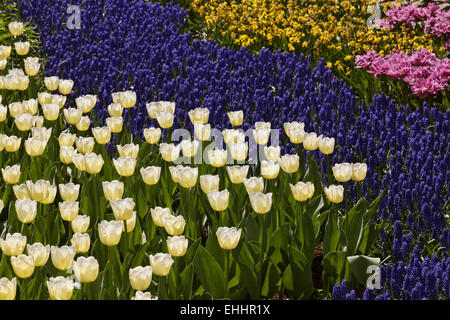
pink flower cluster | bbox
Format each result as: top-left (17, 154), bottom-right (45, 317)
top-left (374, 3), bottom-right (450, 38)
top-left (355, 49), bottom-right (450, 98)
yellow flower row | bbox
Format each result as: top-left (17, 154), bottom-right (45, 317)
top-left (191, 0), bottom-right (438, 74)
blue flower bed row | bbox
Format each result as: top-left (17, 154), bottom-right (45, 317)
top-left (20, 0), bottom-right (449, 299)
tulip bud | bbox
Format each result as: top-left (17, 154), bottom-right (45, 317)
top-left (58, 79), bottom-right (74, 95)
top-left (252, 122), bottom-right (271, 145)
top-left (44, 76), bottom-right (59, 91)
top-left (15, 199), bottom-right (37, 223)
top-left (207, 190), bottom-right (229, 211)
top-left (33, 116), bottom-right (44, 128)
top-left (332, 163), bottom-right (353, 183)
top-left (150, 207), bottom-right (172, 227)
top-left (4, 136), bottom-right (21, 152)
top-left (0, 105), bottom-right (7, 122)
top-left (117, 143), bottom-right (139, 158)
top-left (227, 110), bottom-right (243, 126)
top-left (264, 146), bottom-right (280, 162)
top-left (146, 101), bottom-right (175, 119)
top-left (290, 181), bottom-right (315, 202)
top-left (14, 42), bottom-right (30, 56)
top-left (58, 201), bottom-right (79, 222)
top-left (279, 154), bottom-right (299, 174)
top-left (76, 116), bottom-right (91, 131)
top-left (303, 132), bottom-right (320, 151)
top-left (119, 91), bottom-right (136, 109)
top-left (82, 152), bottom-right (104, 175)
top-left (319, 136), bottom-right (335, 155)
top-left (249, 192), bottom-right (273, 214)
top-left (91, 126), bottom-right (111, 145)
top-left (11, 254), bottom-right (35, 278)
top-left (59, 132), bottom-right (76, 147)
top-left (113, 156), bottom-right (136, 177)
top-left (149, 253), bottom-right (174, 276)
top-left (75, 136), bottom-right (95, 154)
top-left (70, 233), bottom-right (91, 254)
top-left (71, 215), bottom-right (90, 233)
top-left (188, 107), bottom-right (209, 125)
top-left (13, 183), bottom-right (30, 200)
top-left (0, 233), bottom-right (27, 256)
top-left (129, 266), bottom-right (153, 291)
top-left (0, 58), bottom-right (6, 71)
top-left (102, 180), bottom-right (124, 201)
top-left (228, 142), bottom-right (248, 161)
top-left (8, 102), bottom-right (23, 118)
top-left (0, 134), bottom-right (6, 151)
top-left (33, 114), bottom-right (43, 127)
top-left (169, 165), bottom-right (182, 183)
top-left (284, 121), bottom-right (305, 137)
top-left (167, 236), bottom-right (188, 257)
top-left (47, 277), bottom-right (74, 300)
top-left (243, 177), bottom-right (264, 194)
top-left (0, 46), bottom-right (12, 58)
top-left (143, 127), bottom-right (161, 144)
top-left (226, 165), bottom-right (249, 184)
top-left (15, 113), bottom-right (34, 131)
top-left (60, 146), bottom-right (76, 164)
top-left (26, 180), bottom-right (56, 204)
top-left (73, 256), bottom-right (99, 283)
top-left (162, 214), bottom-right (185, 236)
top-left (38, 92), bottom-right (52, 106)
top-left (160, 143), bottom-right (180, 162)
top-left (122, 211), bottom-right (136, 232)
top-left (31, 127), bottom-right (52, 141)
top-left (352, 163), bottom-right (367, 182)
top-left (261, 160), bottom-right (280, 180)
top-left (22, 99), bottom-right (38, 115)
top-left (108, 103), bottom-right (123, 117)
top-left (64, 108), bottom-right (82, 125)
top-left (27, 243), bottom-right (50, 267)
top-left (140, 166), bottom-right (161, 186)
top-left (75, 95), bottom-right (97, 114)
top-left (200, 174), bottom-right (219, 193)
top-left (2, 164), bottom-right (21, 184)
top-left (177, 166), bottom-right (198, 189)
top-left (72, 154), bottom-right (86, 172)
top-left (194, 124), bottom-right (211, 141)
top-left (58, 183), bottom-right (80, 202)
top-left (0, 277), bottom-right (17, 300)
top-left (98, 220), bottom-right (122, 246)
top-left (324, 185), bottom-right (344, 204)
top-left (8, 22), bottom-right (23, 36)
top-left (222, 129), bottom-right (245, 145)
top-left (106, 116), bottom-right (123, 133)
top-left (24, 137), bottom-right (47, 157)
top-left (155, 112), bottom-right (174, 129)
top-left (50, 246), bottom-right (76, 271)
top-left (216, 227), bottom-right (241, 250)
top-left (180, 139), bottom-right (199, 158)
top-left (132, 291), bottom-right (158, 300)
top-left (24, 57), bottom-right (40, 76)
top-left (110, 198), bottom-right (135, 221)
top-left (207, 149), bottom-right (227, 167)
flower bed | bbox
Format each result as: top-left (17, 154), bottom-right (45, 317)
top-left (0, 0), bottom-right (445, 300)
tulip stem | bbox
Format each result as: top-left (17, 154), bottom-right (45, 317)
top-left (157, 276), bottom-right (168, 300)
top-left (224, 250), bottom-right (230, 297)
top-left (258, 213), bottom-right (266, 296)
top-left (356, 181), bottom-right (362, 200)
top-left (326, 154), bottom-right (333, 186)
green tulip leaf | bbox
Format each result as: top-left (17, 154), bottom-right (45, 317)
top-left (193, 245), bottom-right (227, 299)
top-left (347, 254), bottom-right (380, 286)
